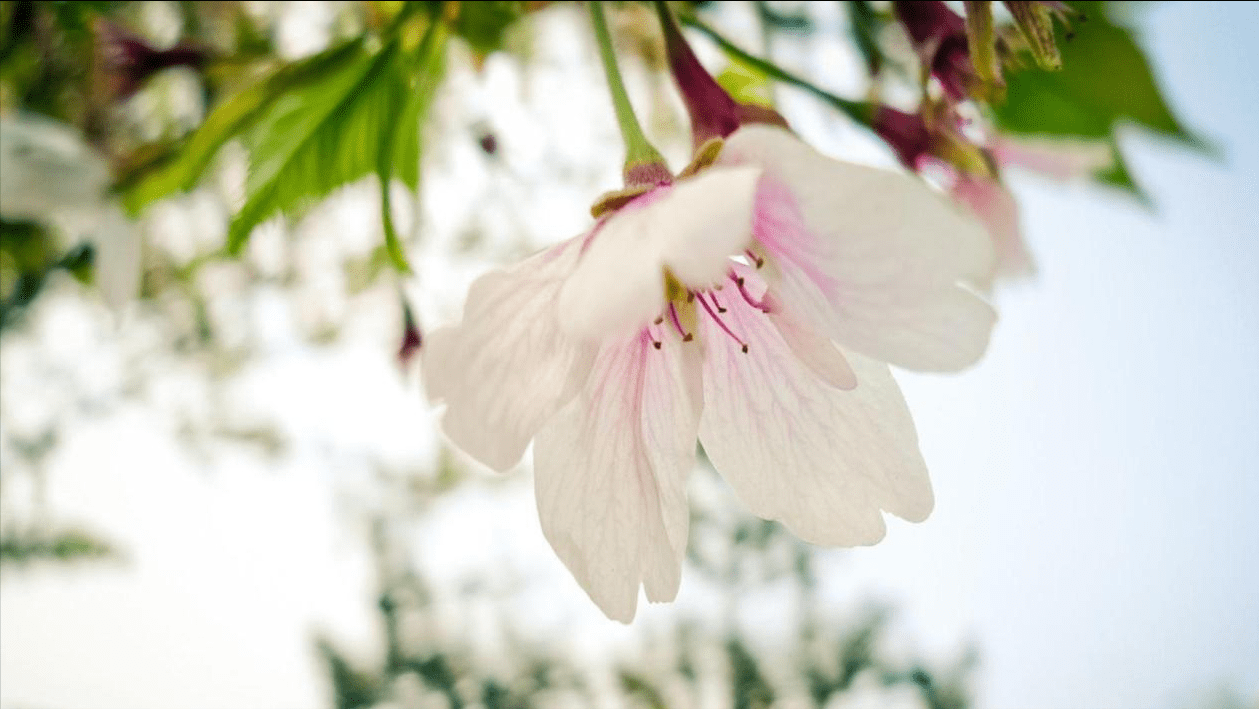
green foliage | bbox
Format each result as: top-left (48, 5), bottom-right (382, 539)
top-left (716, 56), bottom-right (774, 108)
top-left (988, 2), bottom-right (1210, 199)
top-left (378, 18), bottom-right (448, 272)
top-left (846, 0), bottom-right (886, 76)
top-left (0, 527), bottom-right (118, 566)
top-left (1096, 139), bottom-right (1152, 206)
top-left (121, 40), bottom-right (367, 213)
top-left (228, 41), bottom-right (403, 253)
top-left (0, 219), bottom-right (96, 330)
top-left (450, 1), bottom-right (525, 56)
top-left (120, 14), bottom-right (447, 272)
top-left (728, 638), bottom-right (775, 709)
top-left (225, 24), bottom-right (447, 265)
top-left (992, 2), bottom-right (1208, 154)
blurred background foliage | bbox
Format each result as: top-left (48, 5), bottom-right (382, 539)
top-left (0, 1), bottom-right (1224, 708)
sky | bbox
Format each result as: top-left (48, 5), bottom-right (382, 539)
top-left (2, 2), bottom-right (1258, 709)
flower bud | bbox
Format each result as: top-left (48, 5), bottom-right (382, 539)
top-left (963, 1), bottom-right (1005, 100)
top-left (893, 0), bottom-right (974, 101)
top-left (872, 105), bottom-right (994, 178)
top-left (1004, 1), bottom-right (1069, 71)
top-left (655, 2), bottom-right (789, 148)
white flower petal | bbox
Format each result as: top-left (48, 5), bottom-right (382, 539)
top-left (557, 168), bottom-right (761, 340)
top-left (951, 175), bottom-right (1034, 286)
top-left (992, 135), bottom-right (1114, 181)
top-left (533, 327), bottom-right (702, 622)
top-left (422, 241), bottom-right (595, 472)
top-left (720, 125), bottom-right (996, 372)
top-left (657, 167), bottom-right (761, 286)
top-left (770, 312), bottom-right (857, 391)
top-left (697, 291), bottom-right (933, 547)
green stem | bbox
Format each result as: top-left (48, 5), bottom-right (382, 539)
top-left (678, 14), bottom-right (874, 127)
top-left (588, 2), bottom-right (665, 169)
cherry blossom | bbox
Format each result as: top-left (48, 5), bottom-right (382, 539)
top-left (423, 126), bottom-right (993, 621)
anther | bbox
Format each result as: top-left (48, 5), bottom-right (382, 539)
top-left (733, 274), bottom-right (771, 313)
top-left (653, 341), bottom-right (662, 350)
top-left (696, 292), bottom-right (748, 353)
top-left (741, 344), bottom-right (749, 353)
top-left (744, 250), bottom-right (764, 269)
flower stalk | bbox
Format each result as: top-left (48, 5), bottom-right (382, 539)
top-left (588, 2), bottom-right (670, 186)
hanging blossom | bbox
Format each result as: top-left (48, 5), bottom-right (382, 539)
top-left (880, 0), bottom-right (1095, 283)
top-left (422, 4), bottom-right (996, 622)
top-left (873, 103), bottom-right (1112, 283)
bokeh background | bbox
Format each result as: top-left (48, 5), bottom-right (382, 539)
top-left (1, 2), bottom-right (1256, 708)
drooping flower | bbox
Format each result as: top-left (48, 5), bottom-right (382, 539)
top-left (423, 2), bottom-right (995, 622)
top-left (423, 126), bottom-right (993, 620)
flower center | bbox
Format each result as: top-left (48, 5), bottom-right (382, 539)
top-left (649, 263), bottom-right (770, 354)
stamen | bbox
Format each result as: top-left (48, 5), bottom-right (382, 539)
top-left (643, 326), bottom-right (663, 350)
top-left (744, 249), bottom-right (764, 269)
top-left (696, 293), bottom-right (749, 354)
top-left (732, 273), bottom-right (771, 313)
top-left (709, 294), bottom-right (727, 313)
top-left (668, 303), bottom-right (693, 342)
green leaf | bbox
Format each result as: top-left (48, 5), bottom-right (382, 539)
top-left (378, 21), bottom-right (449, 272)
top-left (716, 56), bottom-right (774, 109)
top-left (993, 1), bottom-right (1207, 150)
top-left (390, 19), bottom-right (448, 192)
top-left (228, 43), bottom-right (405, 253)
top-left (1096, 139), bottom-right (1152, 206)
top-left (451, 1), bottom-right (525, 56)
top-left (120, 41), bottom-right (364, 213)
top-left (846, 0), bottom-right (885, 76)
